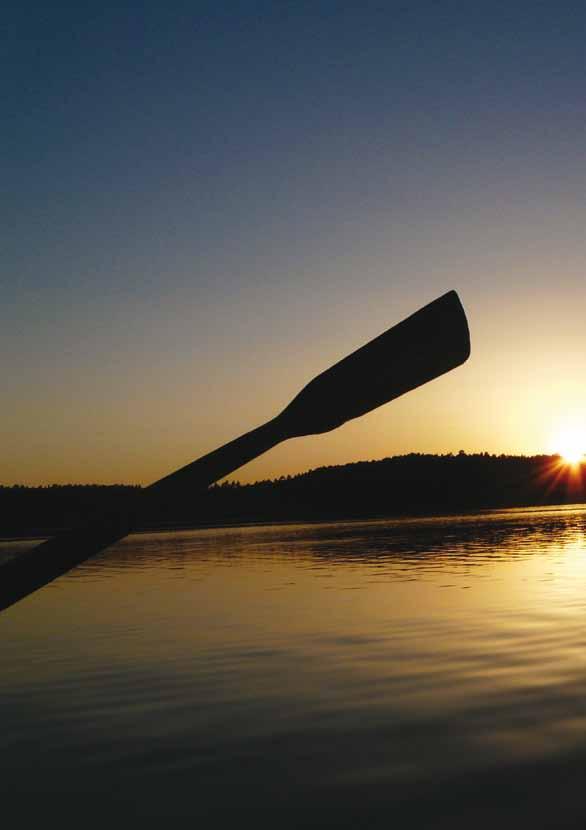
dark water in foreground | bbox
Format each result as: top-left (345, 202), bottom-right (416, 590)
top-left (3, 506), bottom-right (586, 827)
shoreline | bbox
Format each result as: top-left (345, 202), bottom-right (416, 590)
top-left (3, 500), bottom-right (586, 543)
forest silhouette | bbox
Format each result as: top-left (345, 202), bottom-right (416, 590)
top-left (2, 452), bottom-right (584, 539)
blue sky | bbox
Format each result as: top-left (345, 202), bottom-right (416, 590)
top-left (4, 1), bottom-right (586, 484)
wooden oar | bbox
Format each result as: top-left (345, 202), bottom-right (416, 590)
top-left (0, 289), bottom-right (470, 613)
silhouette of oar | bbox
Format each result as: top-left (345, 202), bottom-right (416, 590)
top-left (0, 289), bottom-right (470, 613)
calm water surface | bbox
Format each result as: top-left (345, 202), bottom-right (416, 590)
top-left (3, 506), bottom-right (586, 827)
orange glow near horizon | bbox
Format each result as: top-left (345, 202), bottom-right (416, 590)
top-left (5, 306), bottom-right (586, 487)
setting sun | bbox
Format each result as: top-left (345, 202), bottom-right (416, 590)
top-left (549, 418), bottom-right (586, 466)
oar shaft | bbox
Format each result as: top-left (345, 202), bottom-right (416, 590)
top-left (0, 510), bottom-right (136, 613)
top-left (148, 416), bottom-right (289, 496)
top-left (0, 416), bottom-right (289, 613)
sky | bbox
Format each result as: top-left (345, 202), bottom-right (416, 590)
top-left (3, 0), bottom-right (586, 485)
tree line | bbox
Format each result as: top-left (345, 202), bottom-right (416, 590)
top-left (1, 452), bottom-right (584, 537)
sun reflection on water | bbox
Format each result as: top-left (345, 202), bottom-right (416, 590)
top-left (3, 507), bottom-right (586, 825)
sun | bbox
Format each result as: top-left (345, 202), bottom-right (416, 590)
top-left (560, 444), bottom-right (584, 465)
top-left (549, 419), bottom-right (586, 466)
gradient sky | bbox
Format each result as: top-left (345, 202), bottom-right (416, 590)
top-left (3, 1), bottom-right (586, 485)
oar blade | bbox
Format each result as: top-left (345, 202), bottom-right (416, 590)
top-left (280, 290), bottom-right (470, 436)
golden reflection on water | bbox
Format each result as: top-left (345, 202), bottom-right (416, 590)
top-left (3, 506), bottom-right (586, 825)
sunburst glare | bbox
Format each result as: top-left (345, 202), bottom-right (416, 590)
top-left (549, 418), bottom-right (586, 466)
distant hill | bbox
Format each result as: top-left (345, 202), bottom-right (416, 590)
top-left (2, 453), bottom-right (585, 537)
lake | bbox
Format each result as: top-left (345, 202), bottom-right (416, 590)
top-left (3, 505), bottom-right (586, 827)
